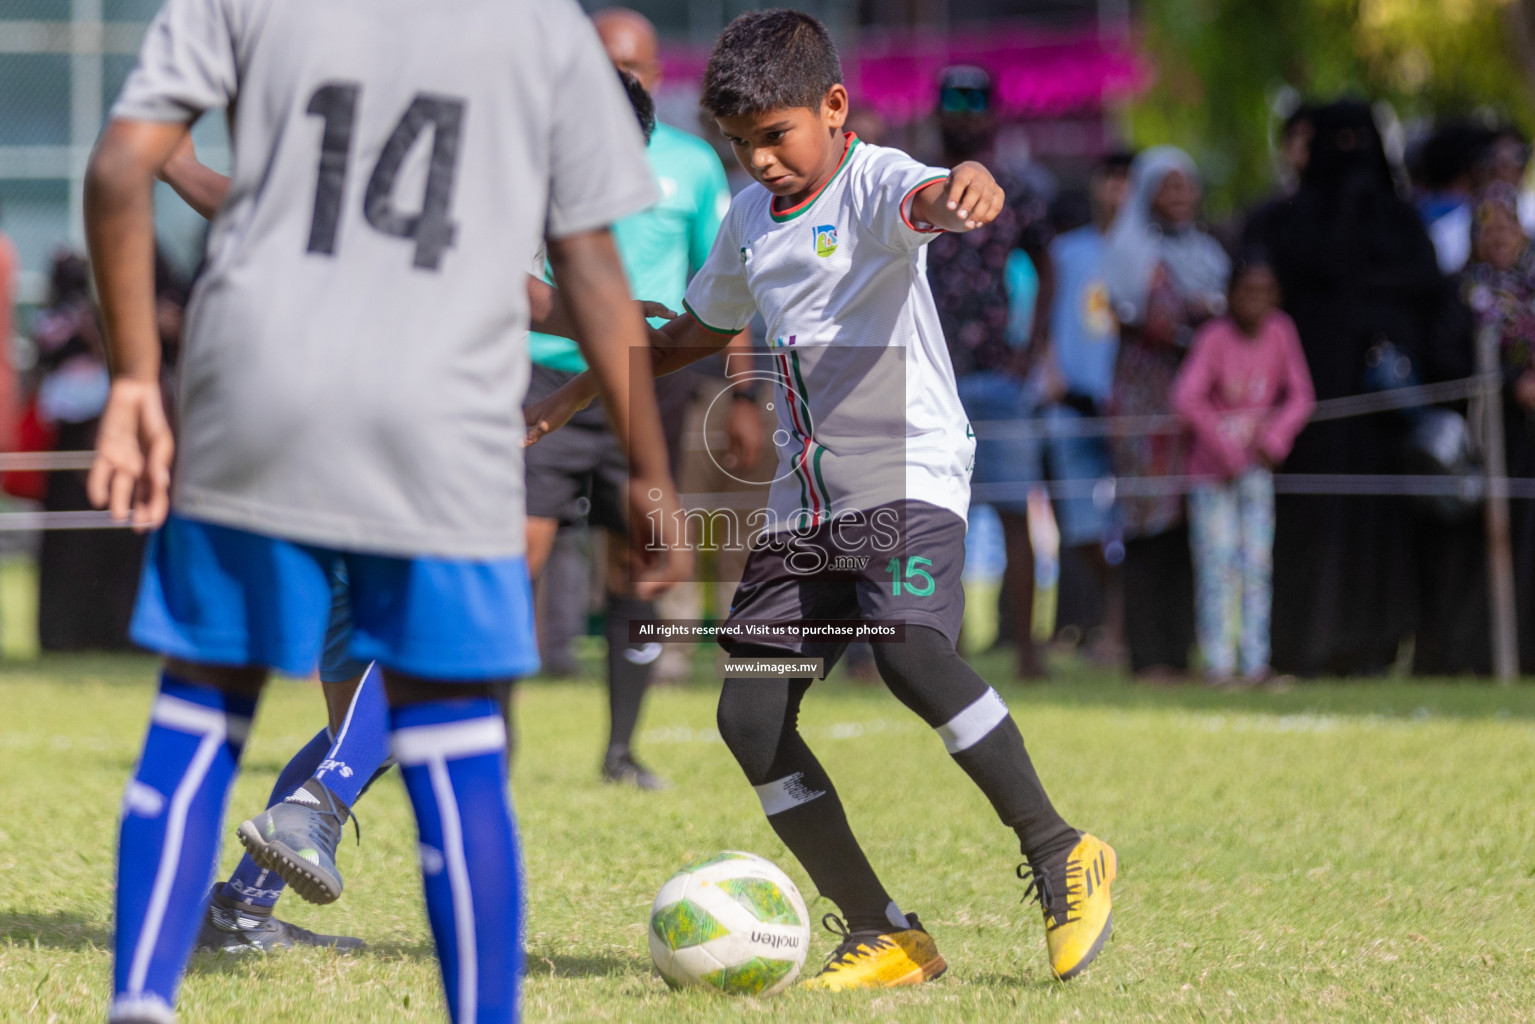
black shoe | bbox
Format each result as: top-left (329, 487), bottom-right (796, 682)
top-left (601, 750), bottom-right (668, 790)
top-left (236, 779), bottom-right (355, 905)
top-left (194, 889), bottom-right (364, 953)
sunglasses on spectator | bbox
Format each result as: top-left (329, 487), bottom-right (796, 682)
top-left (940, 87), bottom-right (990, 114)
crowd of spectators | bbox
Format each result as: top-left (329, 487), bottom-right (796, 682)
top-left (942, 77), bottom-right (1535, 682)
top-left (2, 69), bottom-right (1533, 681)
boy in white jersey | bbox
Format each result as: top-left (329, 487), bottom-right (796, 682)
top-left (527, 8), bottom-right (1116, 991)
top-left (85, 1), bottom-right (685, 1021)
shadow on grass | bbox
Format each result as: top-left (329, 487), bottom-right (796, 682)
top-left (187, 937), bottom-right (440, 976)
top-left (525, 950), bottom-right (647, 979)
top-left (0, 910), bottom-right (110, 951)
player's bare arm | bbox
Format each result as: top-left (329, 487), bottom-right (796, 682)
top-left (523, 312), bottom-right (735, 445)
top-left (157, 130), bottom-right (229, 220)
top-left (84, 118), bottom-right (188, 530)
top-left (911, 160), bottom-right (1004, 232)
top-left (526, 276), bottom-right (677, 336)
top-left (545, 227), bottom-right (692, 595)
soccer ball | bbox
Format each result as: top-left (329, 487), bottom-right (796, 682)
top-left (648, 851), bottom-right (811, 996)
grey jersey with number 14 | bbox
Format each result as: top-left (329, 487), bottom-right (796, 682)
top-left (112, 0), bottom-right (656, 558)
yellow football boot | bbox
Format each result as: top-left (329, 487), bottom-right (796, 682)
top-left (801, 913), bottom-right (947, 991)
top-left (1021, 833), bottom-right (1118, 980)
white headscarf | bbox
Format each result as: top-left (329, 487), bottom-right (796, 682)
top-left (1104, 145), bottom-right (1230, 327)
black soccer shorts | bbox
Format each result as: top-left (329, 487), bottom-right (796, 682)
top-left (719, 500), bottom-right (967, 676)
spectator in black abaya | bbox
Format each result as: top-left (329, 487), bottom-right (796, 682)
top-left (1245, 101), bottom-right (1454, 676)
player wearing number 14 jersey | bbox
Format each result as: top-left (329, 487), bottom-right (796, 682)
top-left (89, 1), bottom-right (683, 1022)
top-left (527, 8), bottom-right (1117, 990)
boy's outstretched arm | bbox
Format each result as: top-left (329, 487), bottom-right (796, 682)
top-left (84, 119), bottom-right (189, 530)
top-left (523, 312), bottom-right (735, 445)
top-left (911, 161), bottom-right (1005, 232)
top-left (545, 227), bottom-right (692, 595)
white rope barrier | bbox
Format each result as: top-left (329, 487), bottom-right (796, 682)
top-left (969, 373), bottom-right (1500, 440)
top-left (0, 450), bottom-right (96, 471)
top-left (0, 370), bottom-right (1517, 530)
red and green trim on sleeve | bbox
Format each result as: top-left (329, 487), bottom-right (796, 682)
top-left (901, 174), bottom-right (952, 234)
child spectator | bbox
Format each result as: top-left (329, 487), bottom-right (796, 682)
top-left (1172, 253), bottom-right (1314, 685)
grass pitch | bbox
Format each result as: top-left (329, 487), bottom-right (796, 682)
top-left (3, 650), bottom-right (1535, 1023)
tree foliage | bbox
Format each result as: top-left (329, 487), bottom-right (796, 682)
top-left (1128, 0), bottom-right (1535, 214)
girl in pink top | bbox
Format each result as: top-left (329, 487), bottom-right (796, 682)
top-left (1171, 255), bottom-right (1315, 683)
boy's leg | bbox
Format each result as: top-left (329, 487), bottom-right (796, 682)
top-left (858, 502), bottom-right (1116, 981)
top-left (600, 532), bottom-right (663, 788)
top-left (236, 566), bottom-right (394, 905)
top-left (716, 664), bottom-right (945, 990)
top-left (386, 673), bottom-right (522, 1024)
top-left (115, 513), bottom-right (338, 1014)
top-left (1189, 484), bottom-right (1240, 678)
top-left (200, 720), bottom-right (364, 954)
top-left (215, 726), bottom-right (328, 910)
top-left (715, 667), bottom-right (901, 933)
top-left (110, 660), bottom-right (263, 1023)
top-left (1236, 468), bottom-right (1276, 678)
top-left (236, 664), bottom-right (392, 905)
top-left (870, 626), bottom-right (1078, 864)
top-left (345, 549), bottom-right (538, 1024)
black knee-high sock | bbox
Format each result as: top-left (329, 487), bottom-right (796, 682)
top-left (717, 674), bottom-right (907, 935)
top-left (604, 593), bottom-right (658, 757)
top-left (874, 627), bottom-right (1079, 866)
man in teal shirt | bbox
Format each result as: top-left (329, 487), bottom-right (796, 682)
top-left (524, 8), bottom-right (759, 789)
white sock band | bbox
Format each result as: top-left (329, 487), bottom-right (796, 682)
top-left (109, 994), bottom-right (176, 1024)
top-left (392, 716), bottom-right (506, 766)
top-left (754, 772), bottom-right (826, 816)
top-left (935, 688), bottom-right (1009, 754)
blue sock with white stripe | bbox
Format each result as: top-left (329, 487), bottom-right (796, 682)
top-left (312, 663), bottom-right (391, 807)
top-left (111, 674), bottom-right (255, 1024)
top-left (220, 726), bottom-right (329, 909)
top-left (392, 698), bottom-right (522, 1024)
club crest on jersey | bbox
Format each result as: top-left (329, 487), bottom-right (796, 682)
top-left (813, 224), bottom-right (838, 258)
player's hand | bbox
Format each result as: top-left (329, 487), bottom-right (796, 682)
top-left (724, 395), bottom-right (764, 471)
top-left (639, 301), bottom-right (679, 321)
top-left (523, 373), bottom-right (598, 446)
top-left (626, 477), bottom-right (692, 599)
top-left (87, 378), bottom-right (174, 531)
top-left (939, 162), bottom-right (1004, 231)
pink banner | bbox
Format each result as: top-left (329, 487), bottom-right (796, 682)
top-left (659, 22), bottom-right (1146, 124)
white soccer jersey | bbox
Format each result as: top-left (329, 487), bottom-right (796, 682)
top-left (111, 0), bottom-right (656, 558)
top-left (682, 135), bottom-right (974, 532)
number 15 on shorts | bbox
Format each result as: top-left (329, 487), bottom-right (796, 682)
top-left (886, 556), bottom-right (935, 597)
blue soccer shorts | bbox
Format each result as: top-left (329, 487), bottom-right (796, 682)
top-left (131, 513), bottom-right (539, 681)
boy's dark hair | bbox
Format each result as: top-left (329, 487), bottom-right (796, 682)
top-left (1228, 246), bottom-right (1275, 291)
top-left (1097, 149), bottom-right (1135, 175)
top-left (701, 9), bottom-right (842, 119)
top-left (618, 69), bottom-right (656, 144)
